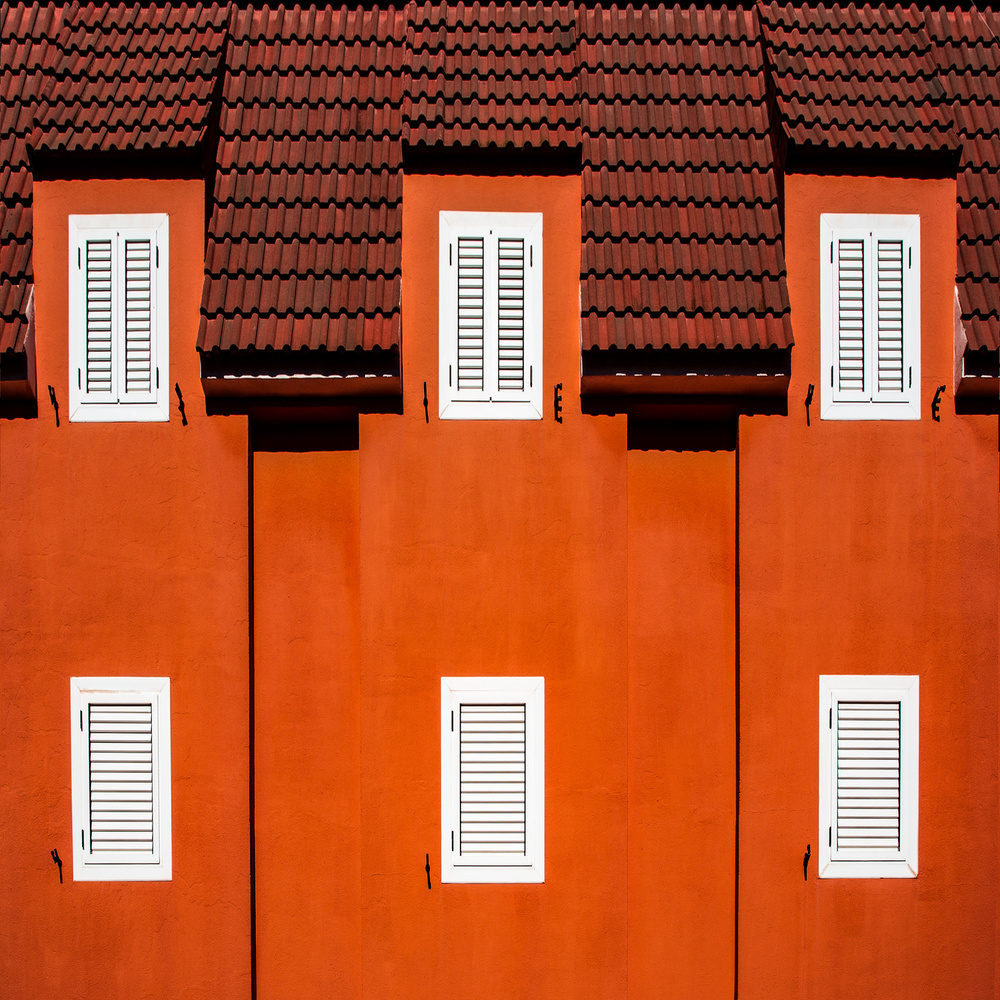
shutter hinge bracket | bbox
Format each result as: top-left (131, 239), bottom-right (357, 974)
top-left (156, 245), bottom-right (159, 268)
top-left (828, 826), bottom-right (832, 847)
top-left (80, 710), bottom-right (83, 731)
top-left (829, 708), bottom-right (832, 729)
top-left (830, 242), bottom-right (833, 263)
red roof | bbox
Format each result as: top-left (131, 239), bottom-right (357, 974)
top-left (580, 4), bottom-right (792, 354)
top-left (0, 3), bottom-right (59, 358)
top-left (30, 1), bottom-right (229, 156)
top-left (198, 5), bottom-right (406, 358)
top-left (405, 1), bottom-right (579, 152)
top-left (759, 3), bottom-right (1000, 354)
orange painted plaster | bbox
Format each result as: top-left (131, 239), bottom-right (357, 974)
top-left (0, 179), bottom-right (250, 999)
top-left (738, 173), bottom-right (999, 998)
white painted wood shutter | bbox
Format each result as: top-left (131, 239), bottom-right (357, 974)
top-left (819, 676), bottom-right (918, 878)
top-left (439, 212), bottom-right (543, 419)
top-left (833, 700), bottom-right (901, 853)
top-left (69, 214), bottom-right (169, 421)
top-left (441, 677), bottom-right (544, 883)
top-left (821, 215), bottom-right (920, 420)
top-left (71, 678), bottom-right (172, 881)
top-left (459, 702), bottom-right (527, 857)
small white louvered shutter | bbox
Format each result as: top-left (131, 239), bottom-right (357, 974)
top-left (820, 215), bottom-right (920, 420)
top-left (459, 702), bottom-right (527, 857)
top-left (833, 700), bottom-right (901, 853)
top-left (71, 678), bottom-right (172, 881)
top-left (819, 676), bottom-right (918, 878)
top-left (439, 212), bottom-right (543, 419)
top-left (69, 214), bottom-right (169, 421)
top-left (441, 676), bottom-right (544, 883)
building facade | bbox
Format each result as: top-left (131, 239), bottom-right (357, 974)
top-left (1, 4), bottom-right (998, 998)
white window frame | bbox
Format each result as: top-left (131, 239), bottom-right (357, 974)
top-left (70, 677), bottom-right (172, 881)
top-left (68, 213), bottom-right (170, 422)
top-left (819, 674), bottom-right (918, 879)
top-left (820, 214), bottom-right (920, 420)
top-left (439, 211), bottom-right (543, 420)
top-left (441, 676), bottom-right (544, 883)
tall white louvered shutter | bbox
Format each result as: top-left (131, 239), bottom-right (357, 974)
top-left (123, 237), bottom-right (154, 397)
top-left (439, 212), bottom-right (542, 419)
top-left (71, 678), bottom-right (172, 881)
top-left (69, 214), bottom-right (169, 421)
top-left (84, 238), bottom-right (115, 397)
top-left (442, 677), bottom-right (544, 883)
top-left (873, 238), bottom-right (906, 400)
top-left (821, 215), bottom-right (919, 420)
top-left (496, 237), bottom-right (525, 392)
top-left (819, 676), bottom-right (918, 878)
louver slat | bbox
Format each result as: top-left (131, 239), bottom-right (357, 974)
top-left (89, 703), bottom-right (155, 854)
top-left (460, 704), bottom-right (526, 855)
top-left (876, 239), bottom-right (904, 393)
top-left (457, 237), bottom-right (485, 391)
top-left (123, 238), bottom-right (153, 394)
top-left (836, 701), bottom-right (900, 851)
top-left (85, 239), bottom-right (114, 394)
top-left (837, 239), bottom-right (865, 394)
top-left (497, 238), bottom-right (525, 391)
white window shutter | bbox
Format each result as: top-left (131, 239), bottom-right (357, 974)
top-left (872, 236), bottom-right (906, 402)
top-left (820, 214), bottom-right (920, 420)
top-left (456, 236), bottom-right (486, 392)
top-left (441, 676), bottom-right (544, 883)
top-left (833, 235), bottom-right (867, 401)
top-left (439, 212), bottom-right (542, 419)
top-left (459, 702), bottom-right (527, 857)
top-left (122, 236), bottom-right (155, 399)
top-left (833, 700), bottom-right (901, 853)
top-left (84, 237), bottom-right (115, 398)
top-left (819, 675), bottom-right (918, 878)
top-left (496, 236), bottom-right (526, 392)
top-left (71, 677), bottom-right (172, 881)
top-left (69, 214), bottom-right (169, 422)
top-left (86, 700), bottom-right (159, 861)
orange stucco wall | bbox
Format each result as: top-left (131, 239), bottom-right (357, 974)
top-left (4, 168), bottom-right (996, 1000)
top-left (253, 444), bottom-right (362, 997)
top-left (247, 173), bottom-right (745, 998)
top-left (0, 179), bottom-right (251, 999)
top-left (627, 444), bottom-right (737, 999)
top-left (358, 173), bottom-right (630, 997)
top-left (738, 174), bottom-right (999, 997)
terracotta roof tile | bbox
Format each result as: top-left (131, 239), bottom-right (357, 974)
top-left (5, 3), bottom-right (1000, 375)
top-left (198, 5), bottom-right (406, 356)
top-left (405, 1), bottom-right (579, 151)
top-left (579, 4), bottom-right (791, 353)
top-left (0, 2), bottom-right (60, 358)
top-left (31, 2), bottom-right (229, 156)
